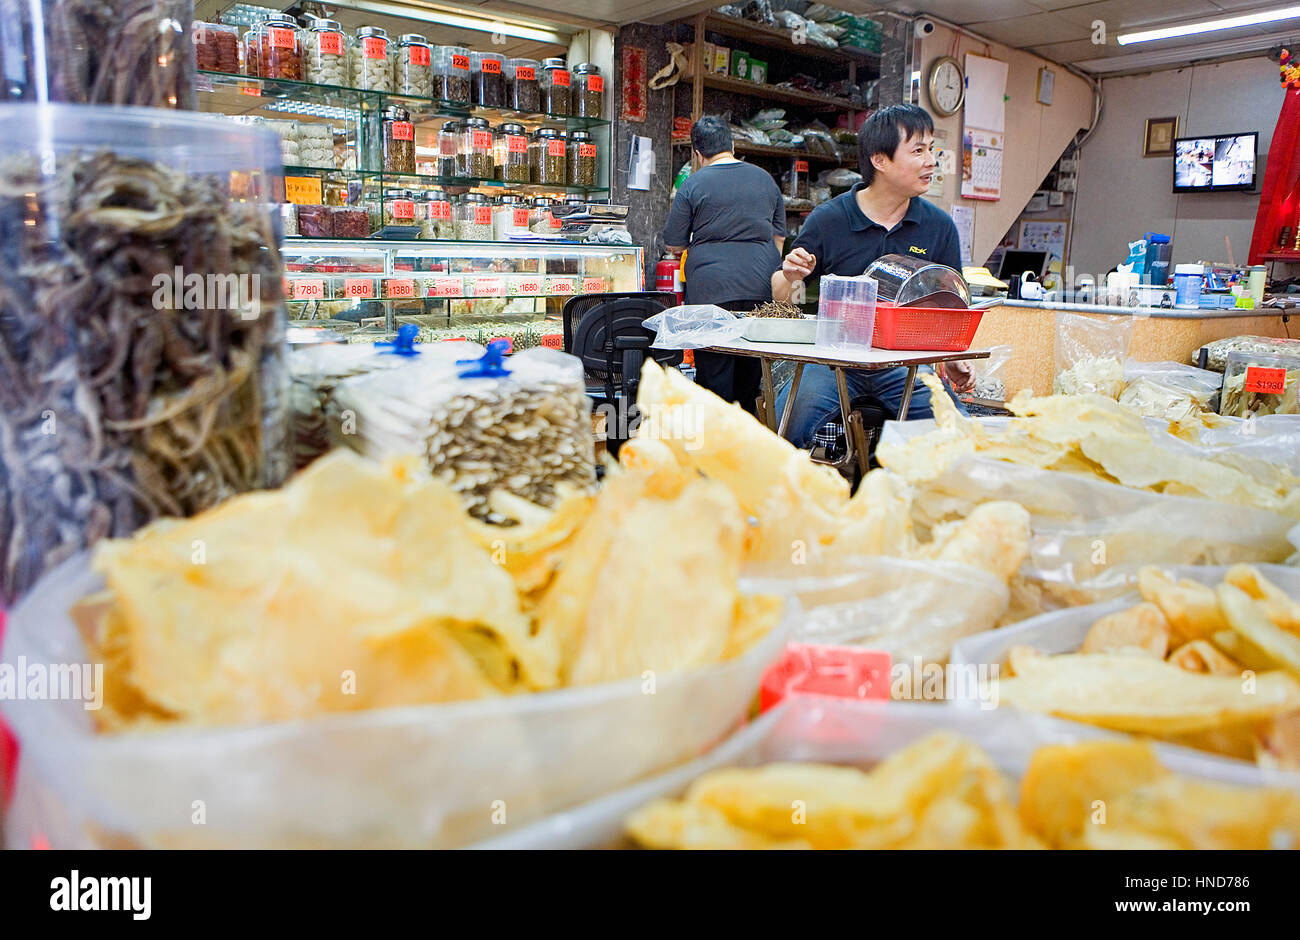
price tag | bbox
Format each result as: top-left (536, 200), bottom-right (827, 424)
top-left (391, 121), bottom-right (414, 141)
top-left (291, 278), bottom-right (326, 300)
top-left (475, 276), bottom-right (506, 297)
top-left (579, 143), bottom-right (597, 158)
top-left (481, 58), bottom-right (502, 74)
top-left (1244, 365), bottom-right (1288, 394)
top-left (284, 176), bottom-right (323, 205)
top-left (472, 130), bottom-right (492, 150)
top-left (582, 277), bottom-right (606, 294)
top-left (795, 160), bottom-right (809, 173)
top-left (269, 26), bottom-right (295, 50)
top-left (390, 199), bottom-right (415, 220)
top-left (411, 45), bottom-right (430, 67)
top-left (588, 75), bottom-right (604, 92)
top-left (552, 69), bottom-right (570, 87)
top-left (452, 53), bottom-right (469, 71)
top-left (512, 207), bottom-right (530, 227)
top-left (282, 276), bottom-right (292, 298)
top-left (514, 277), bottom-right (543, 295)
top-left (430, 199), bottom-right (452, 220)
top-left (363, 37), bottom-right (387, 59)
top-left (239, 83), bottom-right (262, 97)
top-left (344, 277), bottom-right (374, 299)
top-left (385, 278), bottom-right (416, 298)
top-left (474, 205), bottom-right (492, 225)
top-left (506, 134), bottom-right (528, 154)
top-left (431, 276), bottom-right (464, 297)
top-left (516, 66), bottom-right (535, 81)
top-left (547, 139), bottom-right (565, 157)
top-left (549, 212), bottom-right (563, 229)
top-left (319, 32), bottom-right (343, 56)
top-left (548, 278), bottom-right (575, 295)
top-left (489, 336), bottom-right (514, 353)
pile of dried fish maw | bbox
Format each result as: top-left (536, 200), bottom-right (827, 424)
top-left (0, 150), bottom-right (287, 605)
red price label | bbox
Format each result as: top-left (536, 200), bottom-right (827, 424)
top-left (391, 199), bottom-right (415, 220)
top-left (481, 58), bottom-right (502, 74)
top-left (452, 54), bottom-right (469, 70)
top-left (579, 143), bottom-right (597, 158)
top-left (344, 277), bottom-right (374, 299)
top-left (385, 279), bottom-right (416, 298)
top-left (582, 277), bottom-right (606, 293)
top-left (318, 32), bottom-right (343, 56)
top-left (363, 37), bottom-right (387, 59)
top-left (472, 130), bottom-right (492, 150)
top-left (547, 139), bottom-right (565, 157)
top-left (411, 45), bottom-right (430, 66)
top-left (474, 206), bottom-right (492, 225)
top-left (552, 69), bottom-right (570, 87)
top-left (269, 27), bottom-right (295, 50)
top-left (588, 75), bottom-right (604, 92)
top-left (432, 277), bottom-right (463, 296)
top-left (475, 277), bottom-right (505, 297)
top-left (1244, 365), bottom-right (1288, 394)
top-left (430, 200), bottom-right (451, 220)
top-left (516, 66), bottom-right (535, 81)
top-left (512, 207), bottom-right (530, 227)
top-left (549, 279), bottom-right (575, 294)
top-left (516, 279), bottom-right (542, 294)
top-left (795, 160), bottom-right (809, 173)
top-left (391, 121), bottom-right (414, 141)
top-left (506, 134), bottom-right (528, 154)
top-left (239, 83), bottom-right (262, 97)
top-left (549, 213), bottom-right (563, 229)
top-left (489, 336), bottom-right (514, 353)
top-left (292, 279), bottom-right (325, 300)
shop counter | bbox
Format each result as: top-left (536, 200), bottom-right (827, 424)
top-left (971, 300), bottom-right (1296, 396)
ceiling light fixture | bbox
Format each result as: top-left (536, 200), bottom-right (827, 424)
top-left (340, 0), bottom-right (568, 44)
top-left (1117, 5), bottom-right (1300, 44)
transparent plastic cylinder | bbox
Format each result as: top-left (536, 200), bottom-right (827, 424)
top-left (816, 274), bottom-right (878, 350)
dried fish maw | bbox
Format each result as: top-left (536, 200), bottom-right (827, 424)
top-left (1167, 639), bottom-right (1242, 677)
top-left (833, 469), bottom-right (918, 557)
top-left (1218, 583), bottom-right (1300, 679)
top-left (469, 487), bottom-right (594, 596)
top-left (723, 593), bottom-right (784, 660)
top-left (1079, 603), bottom-right (1170, 658)
top-left (625, 799), bottom-right (811, 850)
top-left (1098, 775), bottom-right (1300, 849)
top-left (1256, 711), bottom-right (1300, 770)
top-left (1137, 567), bottom-right (1226, 643)
top-left (996, 653), bottom-right (1300, 733)
top-left (1223, 564), bottom-right (1300, 635)
top-left (923, 501), bottom-right (1029, 582)
top-left (874, 425), bottom-right (975, 485)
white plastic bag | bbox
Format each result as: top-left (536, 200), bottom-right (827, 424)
top-left (643, 304), bottom-right (748, 350)
top-left (1054, 312), bottom-right (1134, 398)
top-left (1, 554), bottom-right (791, 848)
top-left (1119, 359), bottom-right (1222, 419)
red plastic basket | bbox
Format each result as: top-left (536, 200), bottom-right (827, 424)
top-left (870, 303), bottom-right (983, 352)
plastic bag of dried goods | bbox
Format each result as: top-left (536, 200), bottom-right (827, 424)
top-left (1054, 312), bottom-right (1134, 398)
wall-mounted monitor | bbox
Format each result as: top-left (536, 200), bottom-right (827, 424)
top-left (1173, 132), bottom-right (1257, 193)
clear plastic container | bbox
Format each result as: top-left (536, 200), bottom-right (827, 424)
top-left (461, 117), bottom-right (495, 180)
top-left (0, 103), bottom-right (289, 606)
top-left (540, 58), bottom-right (571, 116)
top-left (297, 204), bottom-right (335, 237)
top-left (816, 274), bottom-right (878, 350)
top-left (531, 127), bottom-right (566, 185)
top-left (1220, 350), bottom-right (1300, 417)
top-left (193, 21), bottom-right (240, 74)
top-left (505, 58), bottom-right (541, 112)
top-left (456, 192), bottom-right (494, 241)
top-left (499, 122), bottom-right (530, 183)
top-left (471, 52), bottom-right (505, 107)
top-left (332, 205), bottom-right (372, 238)
top-left (434, 45), bottom-right (471, 104)
top-left (567, 131), bottom-right (597, 187)
top-left (249, 13), bottom-right (302, 81)
top-left (493, 195), bottom-right (530, 239)
top-left (350, 27), bottom-right (393, 92)
top-left (865, 252), bottom-right (971, 306)
top-left (303, 19), bottom-right (349, 86)
top-left (394, 34), bottom-right (433, 97)
top-left (572, 63), bottom-right (604, 118)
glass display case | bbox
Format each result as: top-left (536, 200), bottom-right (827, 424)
top-left (282, 239), bottom-right (643, 349)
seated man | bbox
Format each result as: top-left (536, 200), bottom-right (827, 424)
top-left (771, 104), bottom-right (973, 446)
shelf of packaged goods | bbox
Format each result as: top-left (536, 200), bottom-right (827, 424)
top-left (700, 72), bottom-right (857, 110)
top-left (700, 14), bottom-right (882, 71)
top-left (282, 272), bottom-right (612, 302)
top-left (196, 71), bottom-right (609, 129)
top-left (281, 166), bottom-right (607, 196)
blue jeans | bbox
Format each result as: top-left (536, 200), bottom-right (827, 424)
top-left (774, 364), bottom-right (966, 448)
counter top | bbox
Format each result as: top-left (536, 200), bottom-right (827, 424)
top-left (1000, 299), bottom-right (1291, 319)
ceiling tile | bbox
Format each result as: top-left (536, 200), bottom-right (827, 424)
top-left (1048, 0), bottom-right (1227, 31)
top-left (1027, 37), bottom-right (1114, 62)
top-left (966, 12), bottom-right (1090, 46)
top-left (896, 0), bottom-right (1045, 20)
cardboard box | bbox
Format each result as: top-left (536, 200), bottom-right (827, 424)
top-left (731, 49), bottom-right (749, 78)
top-left (748, 58), bottom-right (768, 84)
top-left (712, 45), bottom-right (730, 74)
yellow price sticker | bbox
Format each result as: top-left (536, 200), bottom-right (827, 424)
top-left (285, 176), bottom-right (324, 206)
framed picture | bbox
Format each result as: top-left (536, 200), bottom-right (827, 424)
top-left (1144, 116), bottom-right (1178, 157)
top-left (1048, 190), bottom-right (1065, 207)
top-left (1037, 67), bottom-right (1054, 106)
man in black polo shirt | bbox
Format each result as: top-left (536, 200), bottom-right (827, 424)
top-left (771, 104), bottom-right (973, 445)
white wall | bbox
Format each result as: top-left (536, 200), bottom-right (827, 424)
top-left (1071, 57), bottom-right (1283, 279)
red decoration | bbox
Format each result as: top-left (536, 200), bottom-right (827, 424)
top-left (621, 45), bottom-right (647, 123)
top-left (1248, 79), bottom-right (1300, 263)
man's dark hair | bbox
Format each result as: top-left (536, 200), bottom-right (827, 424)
top-left (691, 115), bottom-right (733, 158)
top-left (857, 104), bottom-right (934, 186)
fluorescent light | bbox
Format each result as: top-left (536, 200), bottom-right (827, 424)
top-left (342, 1), bottom-right (568, 44)
top-left (1077, 26), bottom-right (1299, 72)
top-left (1117, 5), bottom-right (1300, 44)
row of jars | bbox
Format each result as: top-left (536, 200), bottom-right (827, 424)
top-left (283, 194), bottom-right (576, 240)
top-left (390, 113), bottom-right (598, 187)
top-left (197, 16), bottom-right (603, 116)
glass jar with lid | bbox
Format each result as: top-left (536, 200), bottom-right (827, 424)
top-left (249, 13), bottom-right (302, 80)
top-left (193, 21), bottom-right (241, 74)
top-left (505, 58), bottom-right (540, 112)
top-left (303, 19), bottom-right (348, 86)
top-left (493, 194), bottom-right (530, 240)
top-left (437, 121), bottom-right (461, 177)
top-left (381, 106), bottom-right (416, 175)
top-left (461, 117), bottom-right (495, 179)
top-left (425, 188), bottom-right (455, 238)
top-left (394, 34), bottom-right (433, 97)
top-left (540, 58), bottom-right (571, 116)
top-left (470, 52), bottom-right (505, 107)
top-left (531, 127), bottom-right (566, 186)
top-left (529, 196), bottom-right (563, 234)
top-left (382, 189), bottom-right (418, 228)
top-left (567, 130), bottom-right (597, 187)
top-left (433, 45), bottom-right (471, 104)
top-left (572, 64), bottom-right (604, 118)
top-left (456, 192), bottom-right (494, 241)
top-left (350, 27), bottom-right (393, 92)
top-left (497, 122), bottom-right (530, 184)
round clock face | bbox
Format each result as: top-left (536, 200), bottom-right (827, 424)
top-left (930, 59), bottom-right (964, 115)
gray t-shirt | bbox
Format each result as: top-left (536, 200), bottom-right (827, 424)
top-left (662, 160), bottom-right (785, 306)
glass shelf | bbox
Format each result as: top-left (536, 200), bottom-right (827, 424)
top-left (280, 165), bottom-right (607, 196)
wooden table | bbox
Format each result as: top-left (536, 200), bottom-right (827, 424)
top-left (703, 338), bottom-right (990, 476)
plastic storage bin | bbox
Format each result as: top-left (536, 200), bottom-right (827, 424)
top-left (870, 303), bottom-right (983, 351)
top-left (815, 274), bottom-right (877, 350)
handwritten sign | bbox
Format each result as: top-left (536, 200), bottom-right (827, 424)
top-left (285, 176), bottom-right (323, 205)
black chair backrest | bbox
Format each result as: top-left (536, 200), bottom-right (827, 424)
top-left (562, 292), bottom-right (683, 382)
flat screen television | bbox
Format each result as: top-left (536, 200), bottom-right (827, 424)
top-left (1173, 132), bottom-right (1257, 193)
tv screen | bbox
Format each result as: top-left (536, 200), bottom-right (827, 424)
top-left (1174, 132), bottom-right (1257, 193)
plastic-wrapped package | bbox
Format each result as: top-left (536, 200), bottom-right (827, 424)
top-left (0, 553), bottom-right (791, 848)
top-left (1119, 360), bottom-right (1221, 421)
top-left (962, 343), bottom-right (1011, 402)
top-left (330, 345), bottom-right (597, 518)
top-left (1, 0), bottom-right (196, 108)
top-left (1054, 312), bottom-right (1135, 398)
top-left (1220, 350), bottom-right (1300, 417)
top-left (642, 304), bottom-right (747, 349)
top-left (816, 274), bottom-right (878, 349)
top-left (1196, 335), bottom-right (1300, 373)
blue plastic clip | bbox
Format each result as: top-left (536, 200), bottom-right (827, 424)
top-left (457, 338), bottom-right (513, 378)
top-left (373, 323), bottom-right (422, 356)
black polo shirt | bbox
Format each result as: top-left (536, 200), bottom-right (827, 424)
top-left (785, 184), bottom-right (962, 280)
